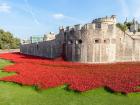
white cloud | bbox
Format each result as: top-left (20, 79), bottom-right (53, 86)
top-left (0, 3), bottom-right (11, 13)
top-left (52, 13), bottom-right (65, 20)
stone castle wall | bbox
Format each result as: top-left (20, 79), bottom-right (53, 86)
top-left (20, 35), bottom-right (63, 58)
top-left (20, 16), bottom-right (140, 63)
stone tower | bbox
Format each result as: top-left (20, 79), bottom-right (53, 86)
top-left (63, 15), bottom-right (117, 63)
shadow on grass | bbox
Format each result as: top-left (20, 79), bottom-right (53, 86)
top-left (104, 86), bottom-right (127, 96)
top-left (0, 80), bottom-right (134, 97)
top-left (0, 81), bottom-right (41, 92)
top-left (63, 84), bottom-right (82, 94)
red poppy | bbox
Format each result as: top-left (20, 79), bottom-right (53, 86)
top-left (0, 53), bottom-right (140, 94)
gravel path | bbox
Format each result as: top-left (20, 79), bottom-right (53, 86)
top-left (0, 49), bottom-right (20, 54)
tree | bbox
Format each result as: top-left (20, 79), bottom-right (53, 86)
top-left (125, 22), bottom-right (133, 30)
top-left (116, 23), bottom-right (128, 32)
top-left (0, 29), bottom-right (20, 49)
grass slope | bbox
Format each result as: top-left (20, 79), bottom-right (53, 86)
top-left (0, 59), bottom-right (140, 105)
top-left (0, 59), bottom-right (15, 78)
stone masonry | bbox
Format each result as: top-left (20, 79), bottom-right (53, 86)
top-left (20, 15), bottom-right (140, 63)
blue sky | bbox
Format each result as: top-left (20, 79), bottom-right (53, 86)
top-left (0, 0), bottom-right (139, 39)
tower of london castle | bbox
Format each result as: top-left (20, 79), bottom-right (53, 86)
top-left (20, 15), bottom-right (140, 63)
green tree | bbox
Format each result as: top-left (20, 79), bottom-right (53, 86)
top-left (116, 23), bottom-right (128, 32)
top-left (0, 29), bottom-right (20, 49)
top-left (125, 22), bottom-right (133, 30)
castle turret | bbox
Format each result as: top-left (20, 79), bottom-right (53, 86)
top-left (92, 15), bottom-right (117, 25)
top-left (130, 18), bottom-right (139, 34)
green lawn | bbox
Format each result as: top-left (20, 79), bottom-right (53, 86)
top-left (0, 59), bottom-right (140, 105)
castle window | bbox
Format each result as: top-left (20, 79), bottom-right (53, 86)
top-left (36, 44), bottom-right (39, 50)
top-left (104, 39), bottom-right (110, 43)
top-left (70, 29), bottom-right (74, 34)
top-left (64, 32), bottom-right (67, 36)
top-left (104, 40), bottom-right (107, 43)
top-left (76, 39), bottom-right (83, 44)
top-left (94, 39), bottom-right (100, 44)
top-left (68, 40), bottom-right (73, 44)
top-left (96, 24), bottom-right (101, 28)
top-left (120, 38), bottom-right (122, 42)
top-left (78, 39), bottom-right (82, 44)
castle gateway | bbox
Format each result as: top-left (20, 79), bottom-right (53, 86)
top-left (20, 15), bottom-right (140, 63)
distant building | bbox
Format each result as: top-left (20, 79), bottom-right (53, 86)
top-left (29, 33), bottom-right (56, 44)
top-left (43, 32), bottom-right (56, 41)
top-left (21, 40), bottom-right (31, 45)
top-left (130, 18), bottom-right (140, 33)
top-left (30, 36), bottom-right (44, 43)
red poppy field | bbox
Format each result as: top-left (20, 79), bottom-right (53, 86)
top-left (0, 53), bottom-right (140, 94)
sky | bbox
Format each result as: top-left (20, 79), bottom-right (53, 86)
top-left (0, 0), bottom-right (140, 40)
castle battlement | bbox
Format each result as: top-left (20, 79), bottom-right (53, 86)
top-left (61, 15), bottom-right (117, 32)
top-left (92, 15), bottom-right (117, 24)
